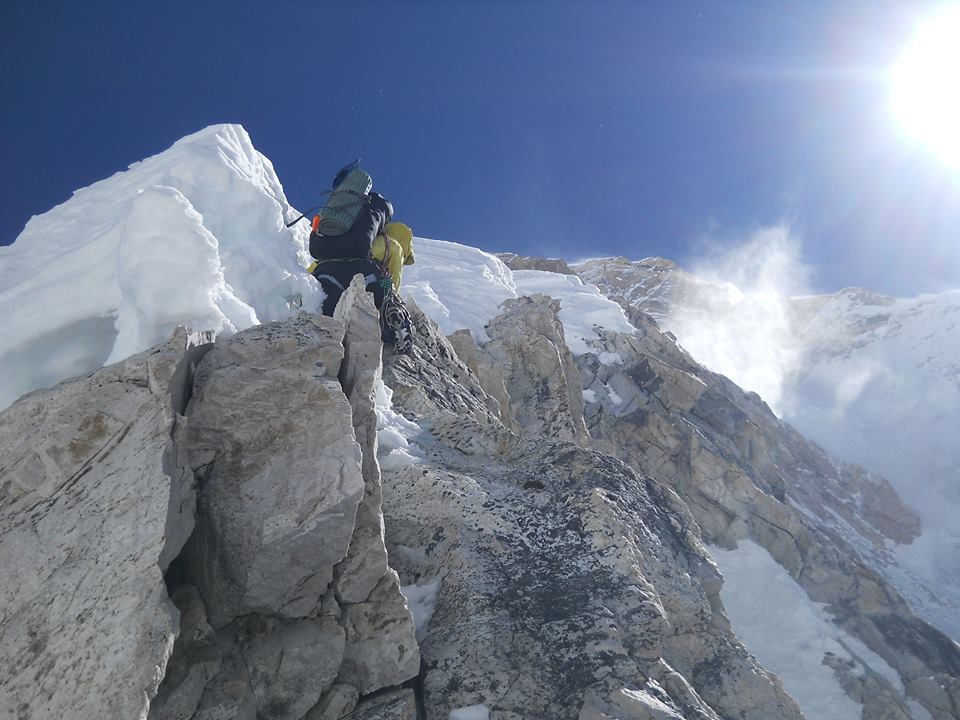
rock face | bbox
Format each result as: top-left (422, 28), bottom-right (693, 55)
top-left (574, 255), bottom-right (960, 641)
top-left (0, 280), bottom-right (418, 720)
top-left (450, 294), bottom-right (589, 444)
top-left (182, 315), bottom-right (362, 626)
top-left (158, 281), bottom-right (419, 720)
top-left (382, 300), bottom-right (804, 720)
top-left (0, 328), bottom-right (206, 720)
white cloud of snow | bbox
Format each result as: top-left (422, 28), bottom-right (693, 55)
top-left (669, 224), bottom-right (810, 414)
top-left (650, 224), bottom-right (960, 640)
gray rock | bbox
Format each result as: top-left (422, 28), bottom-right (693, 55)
top-left (182, 313), bottom-right (365, 626)
top-left (333, 278), bottom-right (390, 604)
top-left (237, 614), bottom-right (344, 720)
top-left (480, 294), bottom-right (590, 444)
top-left (304, 683), bottom-right (359, 720)
top-left (149, 585), bottom-right (222, 720)
top-left (192, 628), bottom-right (257, 720)
top-left (339, 569), bottom-right (421, 695)
top-left (446, 329), bottom-right (509, 425)
top-left (381, 299), bottom-right (804, 720)
top-left (0, 329), bottom-right (203, 720)
top-left (384, 299), bottom-right (501, 429)
top-left (823, 651), bottom-right (912, 720)
top-left (497, 252), bottom-right (575, 275)
top-left (351, 689), bottom-right (418, 720)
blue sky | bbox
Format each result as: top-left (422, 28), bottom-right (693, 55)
top-left (3, 0), bottom-right (959, 296)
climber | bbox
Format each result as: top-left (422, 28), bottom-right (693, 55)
top-left (373, 221), bottom-right (416, 354)
top-left (306, 160), bottom-right (392, 315)
top-left (305, 161), bottom-right (415, 352)
top-left (374, 221), bottom-right (416, 291)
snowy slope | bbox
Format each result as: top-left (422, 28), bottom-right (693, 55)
top-left (712, 540), bottom-right (934, 720)
top-left (0, 124), bottom-right (320, 410)
top-left (401, 240), bottom-right (635, 351)
top-left (788, 288), bottom-right (960, 523)
top-left (788, 289), bottom-right (960, 638)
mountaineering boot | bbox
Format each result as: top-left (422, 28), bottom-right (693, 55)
top-left (393, 325), bottom-right (413, 355)
top-left (381, 291), bottom-right (414, 355)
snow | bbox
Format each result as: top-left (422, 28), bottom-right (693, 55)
top-left (401, 238), bottom-right (516, 342)
top-left (402, 239), bottom-right (634, 353)
top-left (605, 385), bottom-right (623, 406)
top-left (375, 380), bottom-right (425, 470)
top-left (399, 576), bottom-right (442, 641)
top-left (710, 540), bottom-right (930, 720)
top-left (512, 269), bottom-right (635, 354)
top-left (448, 705), bottom-right (490, 720)
top-left (598, 351), bottom-right (623, 366)
top-left (582, 389), bottom-right (597, 403)
top-left (0, 124), bottom-right (319, 410)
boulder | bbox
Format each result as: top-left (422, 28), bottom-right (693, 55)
top-left (339, 569), bottom-right (421, 695)
top-left (181, 314), bottom-right (364, 626)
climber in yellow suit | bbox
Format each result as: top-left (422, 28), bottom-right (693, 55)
top-left (372, 221), bottom-right (415, 291)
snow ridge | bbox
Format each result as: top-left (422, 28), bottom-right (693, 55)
top-left (0, 124), bottom-right (319, 410)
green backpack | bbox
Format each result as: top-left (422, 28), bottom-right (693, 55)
top-left (317, 168), bottom-right (373, 236)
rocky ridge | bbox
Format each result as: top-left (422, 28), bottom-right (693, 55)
top-left (1, 275), bottom-right (958, 719)
top-left (0, 280), bottom-right (418, 720)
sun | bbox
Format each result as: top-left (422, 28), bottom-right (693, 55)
top-left (890, 5), bottom-right (960, 167)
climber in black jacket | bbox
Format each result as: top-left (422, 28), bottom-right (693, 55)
top-left (309, 161), bottom-right (394, 317)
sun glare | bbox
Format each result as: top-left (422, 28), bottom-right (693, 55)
top-left (890, 5), bottom-right (960, 167)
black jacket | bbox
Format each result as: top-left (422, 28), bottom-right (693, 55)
top-left (309, 192), bottom-right (393, 260)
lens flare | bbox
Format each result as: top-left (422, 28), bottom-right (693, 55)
top-left (890, 5), bottom-right (960, 167)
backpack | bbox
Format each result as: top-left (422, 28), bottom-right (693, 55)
top-left (316, 168), bottom-right (372, 236)
top-left (310, 165), bottom-right (399, 262)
